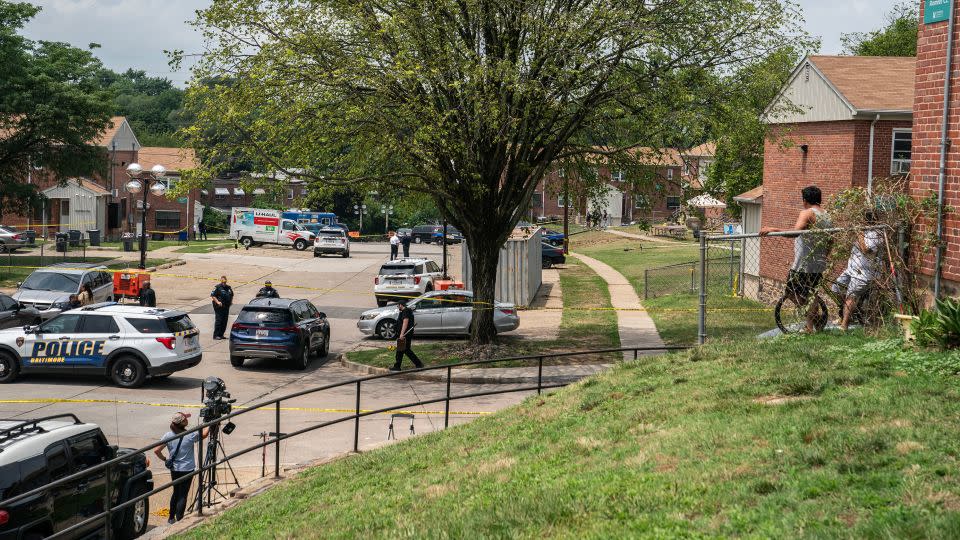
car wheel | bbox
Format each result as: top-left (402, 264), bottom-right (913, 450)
top-left (297, 343), bottom-right (310, 370)
top-left (542, 259), bottom-right (552, 269)
top-left (0, 242), bottom-right (6, 253)
top-left (230, 355), bottom-right (244, 367)
top-left (342, 250), bottom-right (350, 258)
top-left (376, 319), bottom-right (398, 340)
top-left (314, 252), bottom-right (321, 258)
top-left (241, 236), bottom-right (254, 248)
top-left (294, 239), bottom-right (308, 251)
top-left (0, 351), bottom-right (20, 383)
top-left (117, 483), bottom-right (149, 539)
top-left (414, 237), bottom-right (421, 244)
top-left (110, 356), bottom-right (147, 388)
top-left (319, 333), bottom-right (330, 358)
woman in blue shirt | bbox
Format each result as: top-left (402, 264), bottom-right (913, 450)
top-left (154, 412), bottom-right (208, 524)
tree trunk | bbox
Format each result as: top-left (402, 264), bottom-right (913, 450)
top-left (468, 236), bottom-right (501, 345)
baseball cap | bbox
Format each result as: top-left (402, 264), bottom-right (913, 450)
top-left (265, 280), bottom-right (272, 285)
top-left (171, 412), bottom-right (191, 425)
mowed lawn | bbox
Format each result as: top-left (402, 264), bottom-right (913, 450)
top-left (346, 256), bottom-right (620, 368)
top-left (571, 233), bottom-right (771, 345)
top-left (178, 332), bottom-right (960, 539)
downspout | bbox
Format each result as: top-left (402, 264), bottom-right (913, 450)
top-left (867, 114), bottom-right (880, 194)
top-left (935, 2), bottom-right (958, 299)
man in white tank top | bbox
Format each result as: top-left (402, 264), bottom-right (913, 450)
top-left (761, 186), bottom-right (832, 332)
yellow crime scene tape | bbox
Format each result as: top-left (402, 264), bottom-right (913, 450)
top-left (0, 398), bottom-right (491, 416)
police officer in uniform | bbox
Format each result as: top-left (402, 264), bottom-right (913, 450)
top-left (210, 275), bottom-right (234, 340)
top-left (256, 280), bottom-right (279, 299)
top-left (390, 300), bottom-right (423, 371)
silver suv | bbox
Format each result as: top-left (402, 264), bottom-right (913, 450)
top-left (13, 263), bottom-right (115, 319)
top-left (0, 226), bottom-right (27, 252)
top-left (313, 227), bottom-right (350, 258)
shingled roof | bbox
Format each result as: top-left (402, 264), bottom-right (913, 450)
top-left (808, 55), bottom-right (915, 112)
top-left (138, 147), bottom-right (197, 173)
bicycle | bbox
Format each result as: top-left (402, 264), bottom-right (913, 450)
top-left (774, 278), bottom-right (885, 334)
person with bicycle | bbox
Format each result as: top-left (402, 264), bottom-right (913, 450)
top-left (760, 186), bottom-right (833, 333)
top-left (831, 211), bottom-right (882, 331)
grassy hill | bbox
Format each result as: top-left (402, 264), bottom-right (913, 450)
top-left (180, 333), bottom-right (960, 538)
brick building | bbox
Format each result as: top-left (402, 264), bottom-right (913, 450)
top-left (752, 56), bottom-right (914, 291)
top-left (6, 117), bottom-right (202, 240)
top-left (530, 146), bottom-right (713, 225)
top-left (913, 0), bottom-right (960, 294)
top-left (203, 174), bottom-right (310, 211)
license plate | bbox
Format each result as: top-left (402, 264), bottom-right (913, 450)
top-left (257, 329), bottom-right (269, 337)
top-left (184, 335), bottom-right (198, 351)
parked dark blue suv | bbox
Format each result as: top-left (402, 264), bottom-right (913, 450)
top-left (229, 298), bottom-right (330, 370)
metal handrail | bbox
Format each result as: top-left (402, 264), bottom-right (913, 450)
top-left (0, 345), bottom-right (687, 538)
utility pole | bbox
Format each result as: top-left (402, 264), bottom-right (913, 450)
top-left (563, 173), bottom-right (570, 255)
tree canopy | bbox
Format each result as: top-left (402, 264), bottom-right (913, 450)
top-left (0, 0), bottom-right (113, 218)
top-left (98, 68), bottom-right (190, 147)
top-left (184, 0), bottom-right (808, 343)
top-left (841, 1), bottom-right (918, 57)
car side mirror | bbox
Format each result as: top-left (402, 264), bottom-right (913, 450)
top-left (23, 325), bottom-right (39, 334)
top-left (109, 444), bottom-right (119, 458)
top-left (317, 312), bottom-right (326, 319)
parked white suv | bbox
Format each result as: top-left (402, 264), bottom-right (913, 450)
top-left (373, 258), bottom-right (443, 307)
top-left (313, 227), bottom-right (350, 258)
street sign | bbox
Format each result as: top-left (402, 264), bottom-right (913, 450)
top-left (925, 0), bottom-right (952, 24)
top-left (177, 197), bottom-right (188, 204)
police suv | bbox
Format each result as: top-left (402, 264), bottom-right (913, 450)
top-left (0, 303), bottom-right (202, 388)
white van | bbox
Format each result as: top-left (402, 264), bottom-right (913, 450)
top-left (229, 208), bottom-right (316, 251)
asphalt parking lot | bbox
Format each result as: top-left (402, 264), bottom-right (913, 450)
top-left (0, 241), bottom-right (535, 527)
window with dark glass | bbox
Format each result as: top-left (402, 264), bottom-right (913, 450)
top-left (156, 210), bottom-right (181, 229)
top-left (892, 130), bottom-right (912, 174)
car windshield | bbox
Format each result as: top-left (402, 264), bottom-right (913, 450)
top-left (20, 271), bottom-right (80, 293)
top-left (379, 264), bottom-right (416, 276)
top-left (319, 230), bottom-right (344, 238)
top-left (236, 308), bottom-right (292, 325)
top-left (164, 314), bottom-right (196, 333)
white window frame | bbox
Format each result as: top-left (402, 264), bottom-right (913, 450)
top-left (634, 194), bottom-right (647, 209)
top-left (288, 189), bottom-right (295, 200)
top-left (891, 129), bottom-right (912, 175)
top-left (611, 169), bottom-right (624, 182)
top-left (557, 195), bottom-right (567, 208)
top-left (666, 196), bottom-right (681, 209)
top-left (667, 168), bottom-right (674, 180)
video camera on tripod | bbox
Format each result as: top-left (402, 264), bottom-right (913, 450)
top-left (200, 376), bottom-right (237, 434)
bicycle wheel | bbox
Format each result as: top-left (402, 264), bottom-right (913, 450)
top-left (775, 294), bottom-right (828, 334)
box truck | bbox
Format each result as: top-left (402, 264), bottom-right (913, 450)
top-left (230, 208), bottom-right (316, 250)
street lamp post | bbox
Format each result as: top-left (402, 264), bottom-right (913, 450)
top-left (382, 205), bottom-right (394, 231)
top-left (353, 204), bottom-right (367, 233)
top-left (124, 163), bottom-right (167, 270)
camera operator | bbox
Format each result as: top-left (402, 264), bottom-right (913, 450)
top-left (154, 412), bottom-right (208, 524)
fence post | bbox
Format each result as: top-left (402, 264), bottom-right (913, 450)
top-left (698, 233), bottom-right (707, 345)
top-left (274, 401), bottom-right (281, 478)
top-left (644, 269), bottom-right (649, 300)
top-left (104, 462), bottom-right (113, 539)
top-left (444, 366), bottom-right (452, 429)
top-left (537, 356), bottom-right (543, 395)
top-left (729, 239), bottom-right (735, 294)
top-left (353, 380), bottom-right (361, 452)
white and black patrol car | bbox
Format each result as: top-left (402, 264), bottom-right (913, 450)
top-left (0, 303), bottom-right (202, 388)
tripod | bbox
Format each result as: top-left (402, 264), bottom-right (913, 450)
top-left (190, 421), bottom-right (239, 514)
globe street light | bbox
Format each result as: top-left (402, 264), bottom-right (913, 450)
top-left (353, 204), bottom-right (367, 233)
top-left (382, 205), bottom-right (394, 231)
top-left (125, 163), bottom-right (167, 269)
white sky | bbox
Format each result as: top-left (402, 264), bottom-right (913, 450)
top-left (20, 0), bottom-right (905, 87)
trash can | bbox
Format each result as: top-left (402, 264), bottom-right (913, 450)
top-left (67, 229), bottom-right (81, 247)
top-left (121, 233), bottom-right (134, 252)
top-left (88, 229), bottom-right (101, 247)
top-left (55, 232), bottom-right (68, 253)
top-left (151, 232), bottom-right (164, 241)
top-left (24, 230), bottom-right (36, 245)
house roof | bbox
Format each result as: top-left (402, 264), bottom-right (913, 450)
top-left (684, 142), bottom-right (716, 158)
top-left (94, 116), bottom-right (128, 147)
top-left (138, 147), bottom-right (197, 173)
top-left (807, 56), bottom-right (915, 112)
top-left (42, 178), bottom-right (111, 197)
top-left (733, 186), bottom-right (763, 203)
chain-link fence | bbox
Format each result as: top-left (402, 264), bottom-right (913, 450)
top-left (0, 242), bottom-right (93, 284)
top-left (697, 227), bottom-right (909, 344)
top-left (643, 253), bottom-right (741, 300)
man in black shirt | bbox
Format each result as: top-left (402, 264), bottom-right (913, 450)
top-left (390, 301), bottom-right (423, 371)
top-left (401, 232), bottom-right (412, 258)
top-left (210, 275), bottom-right (234, 340)
top-left (139, 281), bottom-right (157, 307)
top-left (256, 280), bottom-right (279, 299)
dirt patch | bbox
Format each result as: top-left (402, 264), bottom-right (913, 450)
top-left (927, 491), bottom-right (960, 511)
top-left (424, 483), bottom-right (455, 499)
top-left (576, 436), bottom-right (604, 450)
top-left (753, 395), bottom-right (816, 406)
top-left (653, 454), bottom-right (679, 472)
top-left (895, 441), bottom-right (925, 455)
top-left (477, 457), bottom-right (516, 475)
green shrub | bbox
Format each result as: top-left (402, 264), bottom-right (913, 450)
top-left (910, 297), bottom-right (960, 350)
top-left (912, 309), bottom-right (941, 348)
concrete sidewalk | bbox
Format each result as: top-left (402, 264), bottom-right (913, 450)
top-left (570, 252), bottom-right (664, 359)
top-left (603, 228), bottom-right (675, 243)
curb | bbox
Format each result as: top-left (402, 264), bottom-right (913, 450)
top-left (338, 353), bottom-right (609, 385)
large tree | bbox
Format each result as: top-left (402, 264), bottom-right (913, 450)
top-left (0, 1), bottom-right (113, 219)
top-left (184, 0), bottom-right (805, 343)
top-left (841, 1), bottom-right (918, 57)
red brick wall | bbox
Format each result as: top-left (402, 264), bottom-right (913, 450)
top-left (760, 121), bottom-right (858, 280)
top-left (913, 2), bottom-right (960, 287)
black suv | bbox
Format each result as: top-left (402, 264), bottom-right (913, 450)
top-left (410, 224), bottom-right (443, 244)
top-left (0, 415), bottom-right (153, 539)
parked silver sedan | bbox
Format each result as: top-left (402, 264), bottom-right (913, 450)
top-left (358, 290), bottom-right (519, 339)
top-left (0, 226), bottom-right (27, 252)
